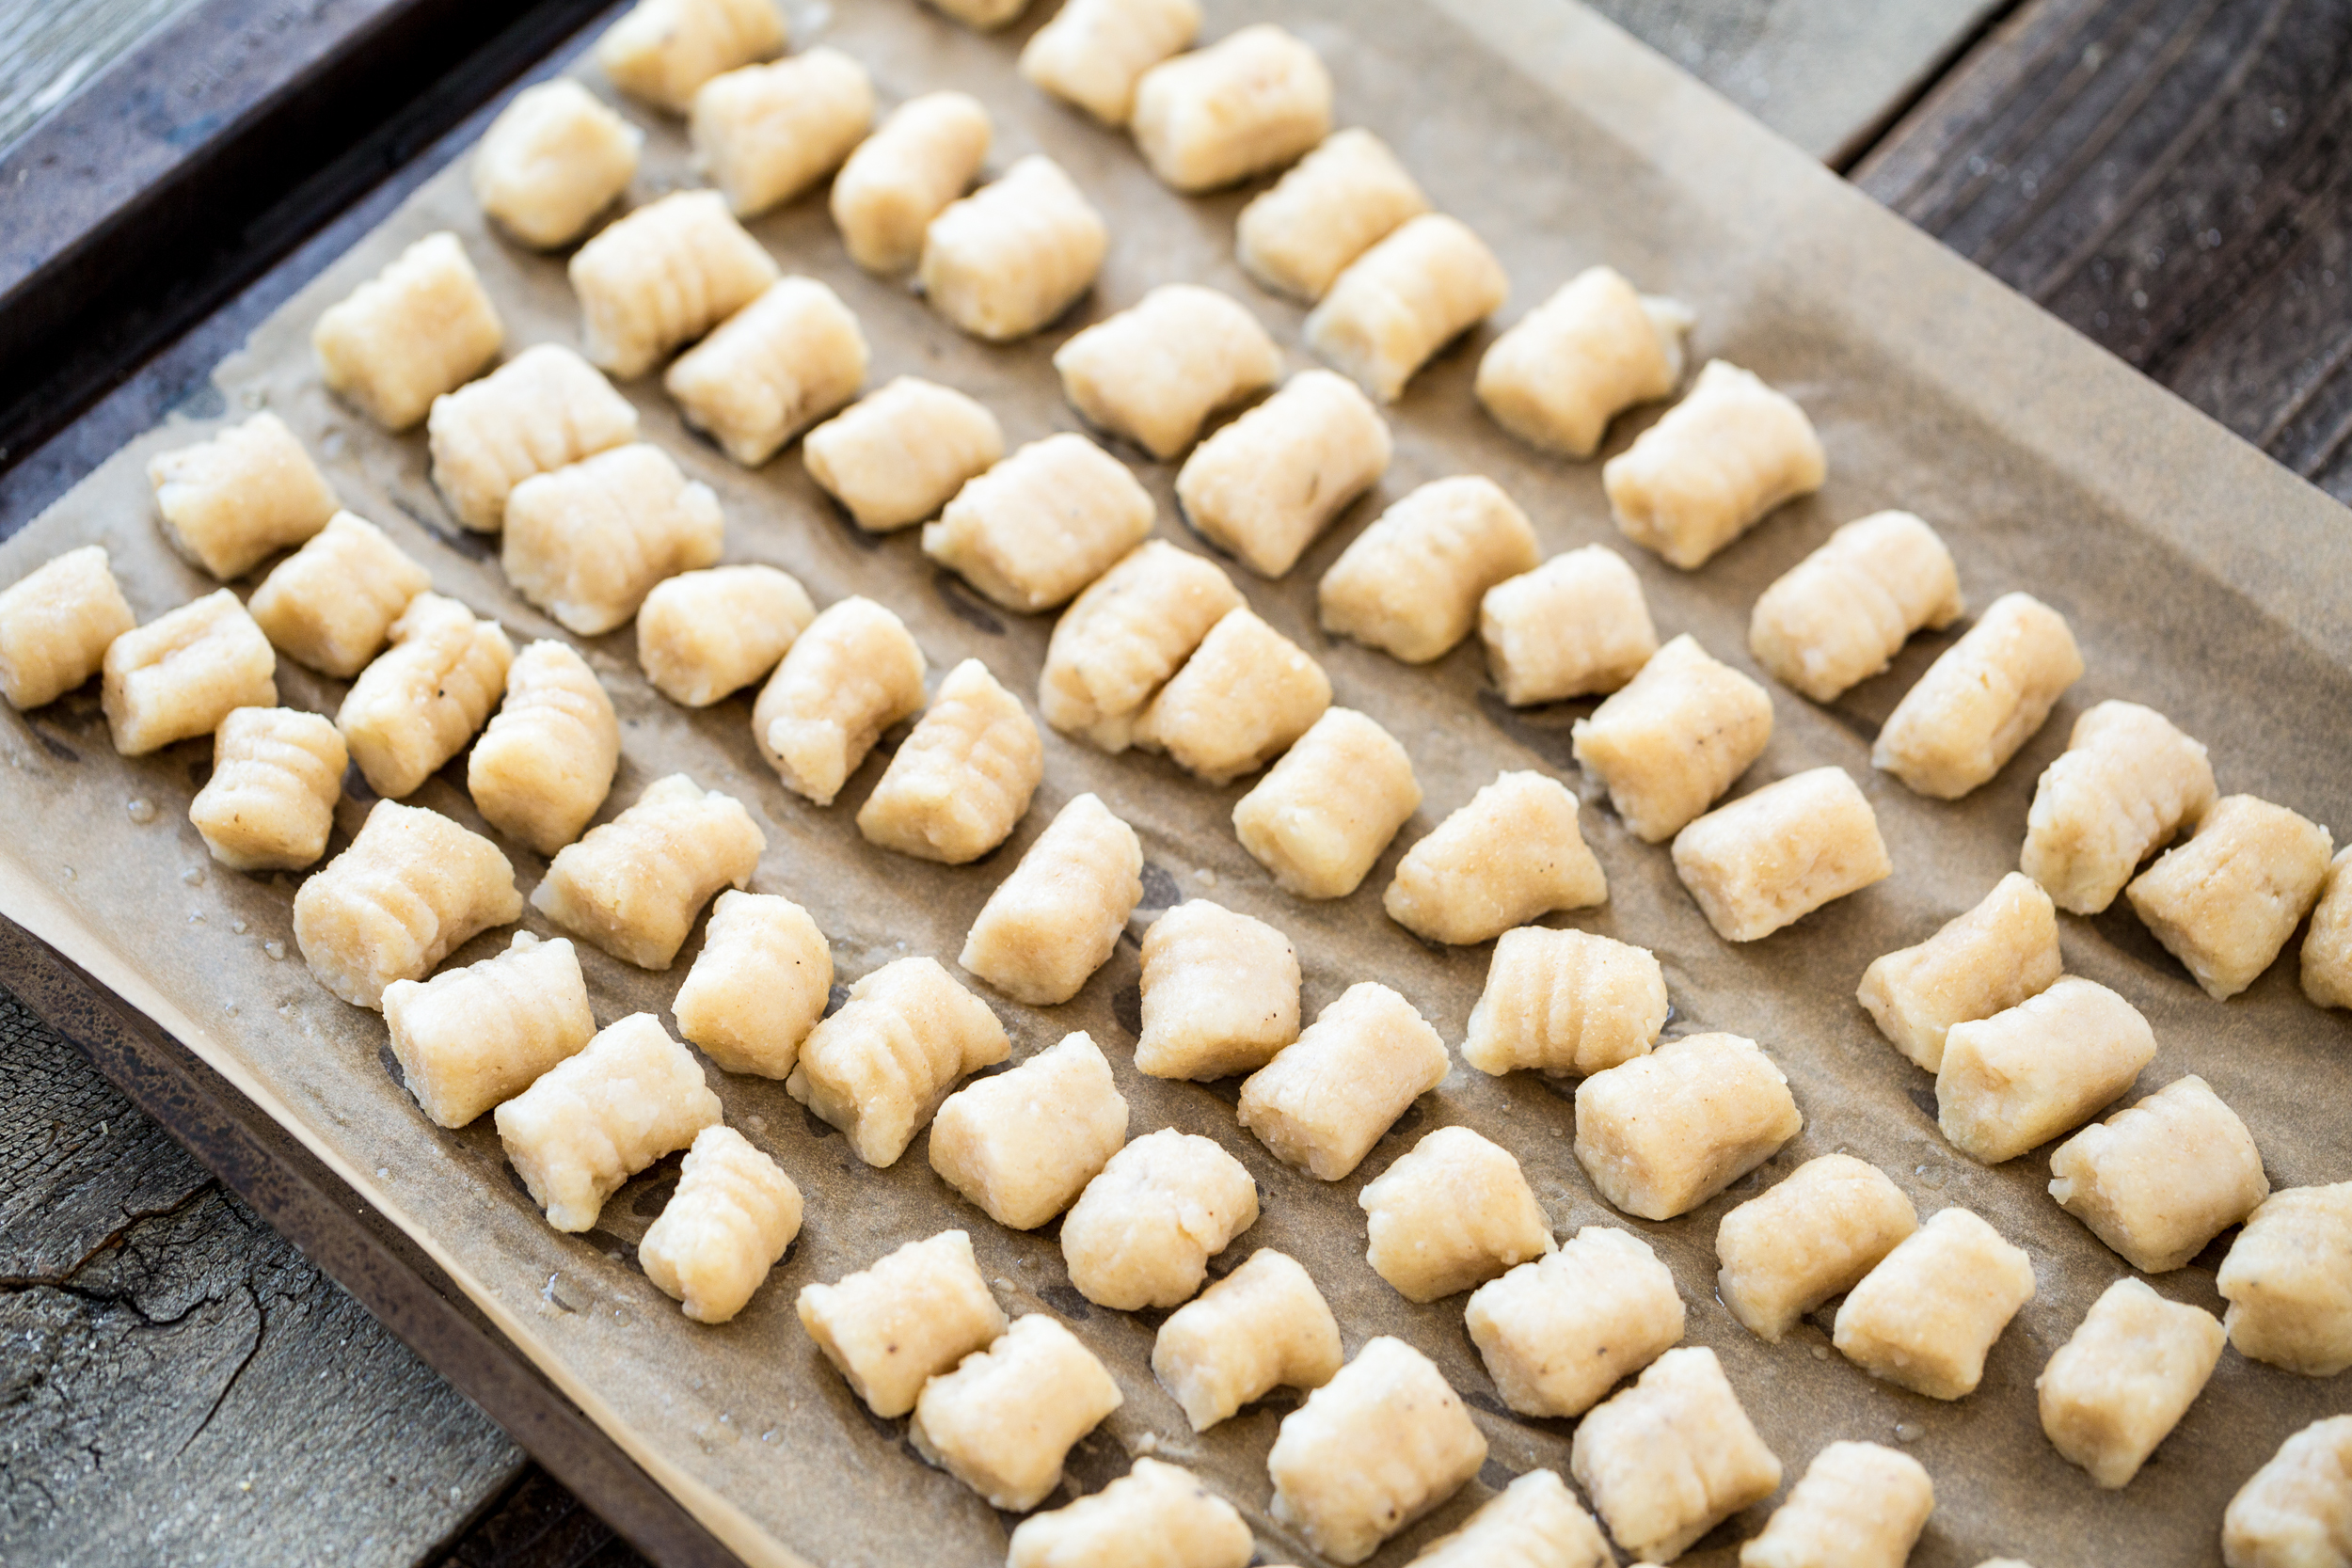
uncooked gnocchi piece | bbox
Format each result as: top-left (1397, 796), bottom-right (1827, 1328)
top-left (1739, 1440), bottom-right (1933, 1568)
top-left (382, 931), bottom-right (593, 1129)
top-left (336, 592), bottom-right (513, 799)
top-left (1482, 545), bottom-right (1659, 705)
top-left (532, 774), bottom-right (763, 969)
top-left (1266, 1336), bottom-right (1486, 1566)
top-left (1319, 475), bottom-right (1540, 664)
top-left (1130, 607), bottom-right (1330, 784)
top-left (1237, 981), bottom-right (1448, 1181)
top-left (1575, 1032), bottom-right (1802, 1221)
top-left (471, 79), bottom-right (642, 248)
top-left (1306, 214), bottom-right (1508, 404)
top-left (494, 1012), bottom-right (723, 1232)
top-left (857, 659), bottom-right (1041, 864)
top-left (913, 1315), bottom-right (1123, 1512)
top-left (664, 277), bottom-right (866, 467)
top-left (1749, 511), bottom-right (1964, 702)
top-left (1602, 359), bottom-right (1825, 570)
top-left (1359, 1124), bottom-right (1552, 1302)
top-left (639, 1124), bottom-right (803, 1323)
top-left (101, 590), bottom-right (278, 756)
top-left (2037, 1277), bottom-right (2223, 1489)
top-left (830, 91), bottom-right (991, 275)
top-left (568, 190), bottom-right (780, 377)
top-left (428, 343), bottom-right (641, 533)
top-left (1569, 1346), bottom-right (1782, 1565)
top-left (1873, 591), bottom-right (2083, 800)
top-left (802, 376), bottom-right (1004, 532)
top-left (919, 155), bottom-right (1106, 341)
top-left (923, 433), bottom-right (1153, 613)
top-left (1833, 1206), bottom-right (2036, 1400)
top-left (2048, 1073), bottom-right (2267, 1273)
top-left (689, 47), bottom-right (871, 217)
top-left (1008, 1458), bottom-right (1250, 1568)
top-left (596, 0), bottom-right (786, 113)
top-left (1476, 265), bottom-right (1693, 458)
top-left (796, 1229), bottom-right (1007, 1418)
top-left (146, 412), bottom-right (339, 578)
top-left (247, 511), bottom-right (431, 676)
top-left (2307, 847), bottom-right (2352, 1010)
top-left (502, 442), bottom-right (725, 635)
top-left (187, 706), bottom-right (347, 872)
top-left (2222, 1416), bottom-right (2352, 1568)
top-left (1151, 1249), bottom-right (1340, 1432)
top-left (1714, 1153), bottom-right (1917, 1343)
top-left (1409, 1471), bottom-right (1614, 1568)
top-left (313, 233), bottom-right (504, 431)
top-left (1056, 285), bottom-right (1279, 460)
top-left (2022, 700), bottom-right (2216, 913)
top-left (0, 546), bottom-right (135, 710)
top-left (1466, 1225), bottom-right (1680, 1418)
top-left (467, 640), bottom-right (619, 856)
top-left (1019, 0), bottom-right (1200, 125)
top-left (635, 563), bottom-right (814, 707)
top-left (1232, 706), bottom-right (1421, 900)
top-left (1856, 872), bottom-right (2062, 1072)
top-left (1175, 370), bottom-right (1391, 578)
top-left (292, 800), bottom-right (523, 1009)
top-left (1061, 1128), bottom-right (1258, 1309)
top-left (930, 1032), bottom-right (1128, 1230)
top-left (2126, 794), bottom-right (2334, 1000)
top-left (1235, 128), bottom-right (1429, 304)
top-left (750, 594), bottom-right (926, 805)
top-left (672, 890), bottom-right (831, 1078)
top-left (1041, 540), bottom-right (1241, 752)
top-left (960, 792), bottom-right (1142, 1006)
top-left (1570, 633), bottom-right (1773, 843)
top-left (786, 957), bottom-right (1009, 1167)
top-left (1131, 24), bottom-right (1331, 192)
top-left (1384, 770), bottom-right (1606, 945)
top-left (1671, 766), bottom-right (1893, 942)
top-left (2216, 1182), bottom-right (2352, 1376)
top-left (1937, 976), bottom-right (2156, 1164)
top-left (1136, 899), bottom-right (1299, 1081)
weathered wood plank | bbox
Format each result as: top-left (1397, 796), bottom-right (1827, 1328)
top-left (0, 0), bottom-right (201, 152)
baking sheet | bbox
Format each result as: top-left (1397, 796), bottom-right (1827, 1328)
top-left (3, 1), bottom-right (2349, 1563)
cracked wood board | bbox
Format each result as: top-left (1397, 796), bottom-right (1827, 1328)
top-left (0, 1), bottom-right (2348, 1564)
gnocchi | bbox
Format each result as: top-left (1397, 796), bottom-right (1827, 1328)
top-left (1461, 927), bottom-right (1667, 1079)
top-left (2047, 1073), bottom-right (2267, 1273)
top-left (662, 277), bottom-right (867, 467)
top-left (1018, 0), bottom-right (1200, 125)
top-left (1937, 977), bottom-right (2157, 1164)
top-left (2037, 1277), bottom-right (2223, 1489)
top-left (1040, 539), bottom-right (1242, 752)
top-left (291, 800), bottom-right (523, 1009)
top-left (639, 1124), bottom-right (803, 1323)
top-left (1833, 1207), bottom-right (2036, 1400)
top-left (1408, 1471), bottom-right (1614, 1568)
top-left (1237, 981), bottom-right (1448, 1180)
top-left (1232, 706), bottom-right (1421, 900)
top-left (909, 1314), bottom-right (1123, 1511)
top-left (337, 592), bottom-right (513, 800)
top-left (1574, 1031), bottom-right (1802, 1221)
top-left (1602, 359), bottom-right (1825, 570)
top-left (959, 792), bottom-right (1142, 1006)
top-left (1235, 127), bottom-right (1427, 304)
top-left (187, 706), bottom-right (347, 872)
top-left (2125, 794), bottom-right (2334, 1000)
top-left (786, 957), bottom-right (1010, 1167)
top-left (1305, 214), bottom-right (1508, 404)
top-left (801, 376), bottom-right (1004, 532)
top-left (750, 594), bottom-right (926, 806)
top-left (1671, 766), bottom-right (1893, 942)
top-left (1175, 370), bottom-right (1391, 578)
top-left (312, 232), bottom-right (504, 431)
top-left (531, 773), bottom-right (764, 969)
top-left (427, 343), bottom-right (641, 533)
top-left (1060, 1127), bottom-right (1257, 1309)
top-left (381, 931), bottom-right (594, 1129)
top-left (1856, 872), bottom-right (2062, 1072)
top-left (2216, 1182), bottom-right (2352, 1376)
top-left (1570, 633), bottom-right (1773, 843)
top-left (796, 1229), bottom-right (1006, 1418)
top-left (247, 511), bottom-right (431, 676)
top-left (918, 155), bottom-right (1107, 341)
top-left (929, 1031), bottom-right (1128, 1230)
top-left (596, 0), bottom-right (786, 114)
top-left (568, 190), bottom-right (779, 378)
top-left (1384, 769), bottom-right (1607, 945)
top-left (1748, 510), bottom-right (1964, 702)
top-left (502, 443), bottom-right (726, 636)
top-left (1476, 265), bottom-right (1693, 458)
top-left (1739, 1441), bottom-right (1934, 1568)
top-left (1466, 1225), bottom-right (1682, 1418)
top-left (2307, 846), bottom-right (2352, 1010)
top-left (2221, 1417), bottom-right (2352, 1568)
top-left (830, 92), bottom-right (991, 275)
top-left (1007, 1460), bottom-right (1251, 1568)
top-left (689, 48), bottom-right (871, 217)
top-left (146, 412), bottom-right (339, 578)
top-left (493, 1011), bottom-right (723, 1232)
top-left (1136, 898), bottom-right (1299, 1081)
top-left (1131, 24), bottom-right (1331, 193)
top-left (1319, 475), bottom-right (1541, 664)
top-left (1359, 1124), bottom-right (1553, 1302)
top-left (1054, 284), bottom-right (1279, 460)
top-left (634, 562), bottom-right (815, 707)
top-left (1481, 544), bottom-right (1660, 705)
top-left (857, 658), bottom-right (1042, 864)
top-left (470, 79), bottom-right (642, 249)
top-left (467, 639), bottom-right (618, 856)
top-left (1130, 607), bottom-right (1330, 784)
top-left (0, 545), bottom-right (135, 710)
top-left (101, 589), bottom-right (277, 756)
top-left (1568, 1346), bottom-right (1782, 1565)
top-left (922, 433), bottom-right (1154, 613)
top-left (1265, 1336), bottom-right (1486, 1566)
top-left (2022, 701), bottom-right (2217, 914)
top-left (1150, 1249), bottom-right (1340, 1432)
top-left (1872, 592), bottom-right (2083, 800)
top-left (1714, 1153), bottom-right (1917, 1343)
top-left (671, 890), bottom-right (832, 1079)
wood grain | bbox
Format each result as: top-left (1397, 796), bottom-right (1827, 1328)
top-left (0, 0), bottom-right (200, 151)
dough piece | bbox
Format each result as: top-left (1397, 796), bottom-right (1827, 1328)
top-left (796, 1229), bottom-right (1007, 1418)
top-left (1936, 977), bottom-right (2157, 1164)
top-left (750, 594), bottom-right (926, 805)
top-left (1575, 1032), bottom-right (1802, 1221)
top-left (1463, 927), bottom-right (1667, 1079)
top-left (1136, 899), bottom-right (1299, 1080)
top-left (2036, 1277), bottom-right (2224, 1489)
top-left (1130, 608), bottom-right (1329, 784)
top-left (1409, 1470), bottom-right (1614, 1568)
top-left (428, 344), bottom-right (641, 534)
top-left (803, 376), bottom-right (1003, 532)
top-left (0, 546), bottom-right (135, 709)
top-left (1056, 285), bottom-right (1279, 460)
top-left (1749, 511), bottom-right (1965, 702)
top-left (1041, 540), bottom-right (1241, 752)
top-left (187, 706), bottom-right (346, 871)
top-left (1832, 1207), bottom-right (2036, 1400)
top-left (922, 433), bottom-right (1153, 613)
top-left (291, 800), bottom-right (522, 1008)
top-left (504, 443), bottom-right (724, 636)
top-left (831, 91), bottom-right (991, 275)
top-left (247, 512), bottom-right (431, 676)
top-left (471, 79), bottom-right (642, 248)
top-left (1061, 1128), bottom-right (1258, 1309)
top-left (146, 412), bottom-right (338, 578)
top-left (857, 658), bottom-right (1042, 863)
top-left (1176, 370), bottom-right (1391, 578)
top-left (1873, 591), bottom-right (2084, 800)
top-left (382, 931), bottom-right (594, 1128)
top-left (672, 890), bottom-right (831, 1078)
top-left (468, 640), bottom-right (618, 856)
top-left (1739, 1440), bottom-right (1934, 1568)
top-left (336, 592), bottom-right (513, 799)
top-left (1232, 706), bottom-right (1420, 900)
top-left (1131, 24), bottom-right (1331, 192)
top-left (2221, 1417), bottom-right (2352, 1568)
top-left (1385, 770), bottom-right (1607, 945)
top-left (2217, 1182), bottom-right (2352, 1375)
top-left (2021, 700), bottom-right (2216, 913)
top-left (313, 233), bottom-right (503, 431)
top-left (635, 563), bottom-right (815, 707)
top-left (923, 0), bottom-right (1030, 29)
top-left (101, 590), bottom-right (277, 756)
top-left (1671, 766), bottom-right (1893, 942)
top-left (919, 155), bottom-right (1107, 341)
top-left (662, 277), bottom-right (867, 467)
top-left (1476, 265), bottom-right (1693, 458)
top-left (1568, 1345), bottom-right (1782, 1564)
top-left (1307, 214), bottom-right (1507, 404)
top-left (1151, 1249), bottom-right (1340, 1431)
top-left (2127, 794), bottom-right (2335, 1000)
top-left (1237, 981), bottom-right (1448, 1180)
top-left (1360, 1125), bottom-right (1553, 1302)
top-left (786, 957), bottom-right (1010, 1167)
top-left (1467, 1224), bottom-right (1679, 1417)
top-left (911, 1314), bottom-right (1123, 1512)
top-left (930, 1032), bottom-right (1129, 1229)
top-left (1020, 0), bottom-right (1200, 125)
top-left (1266, 1336), bottom-right (1486, 1566)
top-left (1602, 359), bottom-right (1825, 570)
top-left (532, 774), bottom-right (763, 969)
top-left (2048, 1074), bottom-right (2268, 1273)
top-left (1570, 633), bottom-right (1773, 844)
top-left (1320, 475), bottom-right (1541, 664)
top-left (639, 1124), bottom-right (803, 1323)
top-left (960, 792), bottom-right (1143, 1005)
top-left (689, 48), bottom-right (871, 217)
top-left (568, 190), bottom-right (779, 377)
top-left (493, 1012), bottom-right (723, 1231)
top-left (1008, 1458), bottom-right (1250, 1568)
top-left (1235, 127), bottom-right (1429, 303)
top-left (596, 0), bottom-right (785, 113)
top-left (1714, 1153), bottom-right (1917, 1343)
top-left (2302, 847), bottom-right (2352, 1009)
top-left (1482, 545), bottom-right (1660, 705)
top-left (1856, 872), bottom-right (2063, 1072)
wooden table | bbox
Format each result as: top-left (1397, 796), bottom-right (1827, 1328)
top-left (1, 1), bottom-right (2344, 1563)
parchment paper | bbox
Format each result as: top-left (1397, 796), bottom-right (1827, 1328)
top-left (2, 2), bottom-right (2347, 1563)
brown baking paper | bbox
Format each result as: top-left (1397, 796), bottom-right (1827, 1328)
top-left (3, 1), bottom-right (2347, 1563)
